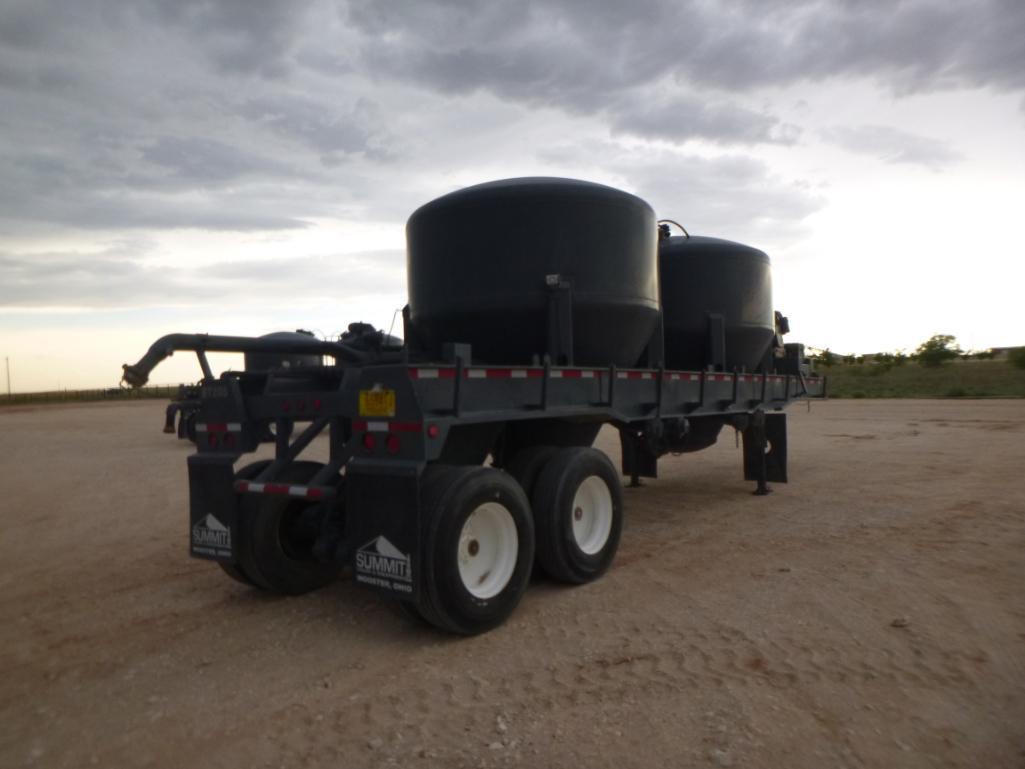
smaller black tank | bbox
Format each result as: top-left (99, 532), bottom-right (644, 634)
top-left (659, 235), bottom-right (774, 372)
top-left (244, 330), bottom-right (322, 372)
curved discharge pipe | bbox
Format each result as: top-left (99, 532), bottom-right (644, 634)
top-left (121, 333), bottom-right (386, 388)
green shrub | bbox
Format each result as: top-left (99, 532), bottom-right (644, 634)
top-left (1009, 347), bottom-right (1025, 370)
top-left (915, 334), bottom-right (962, 367)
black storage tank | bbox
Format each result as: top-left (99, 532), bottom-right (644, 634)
top-left (659, 235), bottom-right (774, 372)
top-left (405, 177), bottom-right (660, 366)
top-left (244, 330), bottom-right (322, 372)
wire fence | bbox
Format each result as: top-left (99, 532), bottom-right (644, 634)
top-left (1, 385), bottom-right (181, 407)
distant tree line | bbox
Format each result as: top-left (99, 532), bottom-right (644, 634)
top-left (808, 335), bottom-right (1025, 370)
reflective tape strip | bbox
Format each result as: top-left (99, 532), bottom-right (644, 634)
top-left (467, 369), bottom-right (487, 379)
top-left (236, 480), bottom-right (325, 499)
top-left (408, 368), bottom-right (457, 379)
top-left (352, 420), bottom-right (421, 433)
top-left (196, 422), bottom-right (241, 433)
top-left (616, 371), bottom-right (652, 380)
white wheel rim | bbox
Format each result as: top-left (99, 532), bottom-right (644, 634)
top-left (457, 502), bottom-right (519, 599)
top-left (571, 475), bottom-right (613, 555)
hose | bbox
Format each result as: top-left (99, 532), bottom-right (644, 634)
top-left (121, 333), bottom-right (390, 388)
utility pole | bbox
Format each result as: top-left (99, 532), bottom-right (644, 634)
top-left (5, 357), bottom-right (9, 398)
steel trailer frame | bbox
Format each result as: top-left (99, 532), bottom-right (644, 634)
top-left (181, 353), bottom-right (823, 613)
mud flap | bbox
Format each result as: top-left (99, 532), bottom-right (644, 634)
top-left (187, 454), bottom-right (239, 562)
top-left (743, 412), bottom-right (788, 484)
top-left (346, 458), bottom-right (422, 600)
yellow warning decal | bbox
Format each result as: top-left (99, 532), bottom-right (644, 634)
top-left (359, 388), bottom-right (396, 417)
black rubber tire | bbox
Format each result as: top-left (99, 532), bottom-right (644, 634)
top-left (415, 464), bottom-right (535, 635)
top-left (217, 461), bottom-right (272, 588)
top-left (532, 447), bottom-right (623, 584)
top-left (234, 460), bottom-right (343, 595)
top-left (184, 411), bottom-right (198, 444)
top-left (504, 445), bottom-right (559, 502)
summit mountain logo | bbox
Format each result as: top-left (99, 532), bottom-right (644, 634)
top-left (355, 535), bottom-right (412, 592)
top-left (192, 513), bottom-right (231, 555)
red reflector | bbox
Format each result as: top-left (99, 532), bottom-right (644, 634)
top-left (312, 398), bottom-right (322, 411)
top-left (386, 434), bottom-right (401, 454)
top-left (282, 400), bottom-right (290, 412)
top-left (427, 424), bottom-right (440, 439)
top-left (207, 434), bottom-right (218, 448)
top-left (224, 433), bottom-right (237, 448)
top-left (362, 432), bottom-right (376, 451)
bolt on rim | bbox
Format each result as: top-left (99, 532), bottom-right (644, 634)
top-left (571, 475), bottom-right (613, 555)
top-left (457, 502), bottom-right (519, 599)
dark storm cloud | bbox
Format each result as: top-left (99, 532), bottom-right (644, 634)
top-left (819, 125), bottom-right (962, 169)
top-left (238, 94), bottom-right (397, 162)
top-left (0, 0), bottom-right (1017, 246)
top-left (346, 0), bottom-right (1025, 100)
top-left (0, 0), bottom-right (386, 236)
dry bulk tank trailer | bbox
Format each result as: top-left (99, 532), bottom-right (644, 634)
top-left (122, 177), bottom-right (825, 636)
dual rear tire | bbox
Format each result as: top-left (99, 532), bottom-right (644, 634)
top-left (530, 447), bottom-right (623, 584)
top-left (407, 466), bottom-right (535, 635)
top-left (402, 447), bottom-right (623, 634)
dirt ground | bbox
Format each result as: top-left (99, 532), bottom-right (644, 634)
top-left (1, 398), bottom-right (1023, 768)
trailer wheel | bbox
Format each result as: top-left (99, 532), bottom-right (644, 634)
top-left (183, 411), bottom-right (198, 444)
top-left (504, 445), bottom-right (558, 501)
top-left (532, 447), bottom-right (623, 584)
top-left (234, 461), bottom-right (342, 595)
top-left (217, 461), bottom-right (273, 587)
top-left (415, 465), bottom-right (534, 635)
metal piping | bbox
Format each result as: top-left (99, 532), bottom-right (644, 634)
top-left (120, 333), bottom-right (390, 388)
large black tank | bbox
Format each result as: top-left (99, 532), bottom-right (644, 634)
top-left (659, 235), bottom-right (774, 372)
top-left (244, 330), bottom-right (322, 371)
top-left (405, 177), bottom-right (660, 366)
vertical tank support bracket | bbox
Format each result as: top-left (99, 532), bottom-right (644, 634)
top-left (546, 275), bottom-right (574, 366)
top-left (707, 313), bottom-right (727, 372)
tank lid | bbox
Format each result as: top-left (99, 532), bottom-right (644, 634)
top-left (407, 176), bottom-right (654, 221)
top-left (661, 234), bottom-right (769, 261)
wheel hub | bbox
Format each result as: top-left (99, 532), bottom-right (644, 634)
top-left (457, 502), bottom-right (519, 599)
top-left (570, 475), bottom-right (613, 555)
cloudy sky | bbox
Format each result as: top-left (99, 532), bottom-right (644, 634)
top-left (2, 0), bottom-right (1023, 391)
